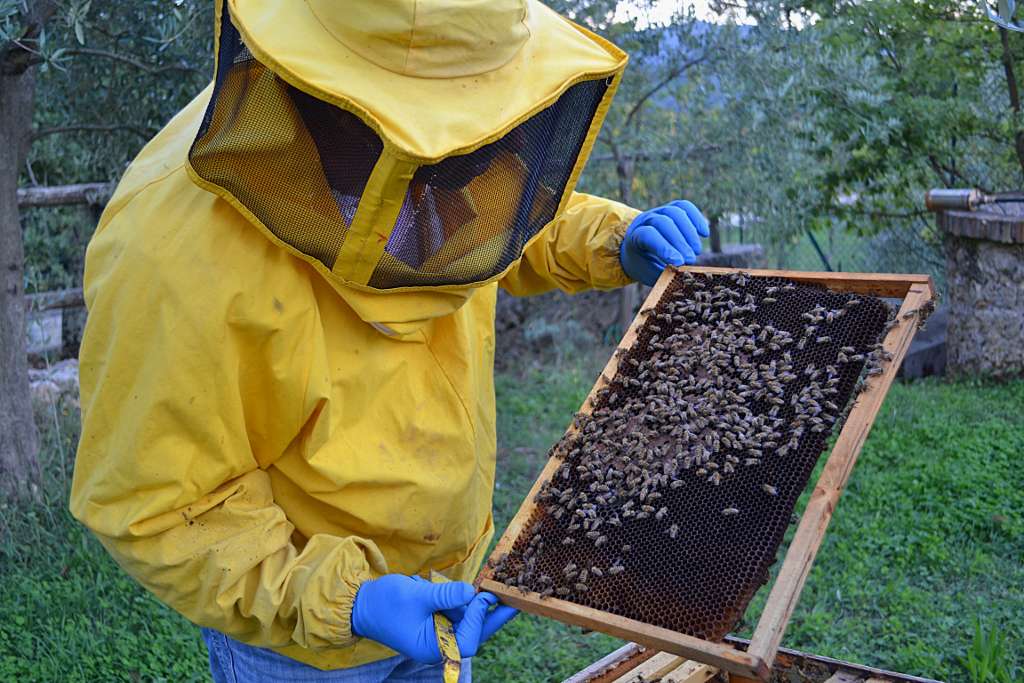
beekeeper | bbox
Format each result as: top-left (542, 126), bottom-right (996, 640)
top-left (70, 0), bottom-right (709, 680)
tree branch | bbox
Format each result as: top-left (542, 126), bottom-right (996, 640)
top-left (31, 123), bottom-right (155, 142)
top-left (589, 143), bottom-right (723, 163)
top-left (591, 151), bottom-right (673, 163)
top-left (926, 153), bottom-right (989, 193)
top-left (0, 1), bottom-right (58, 76)
top-left (838, 206), bottom-right (929, 220)
top-left (624, 53), bottom-right (709, 130)
top-left (60, 47), bottom-right (198, 75)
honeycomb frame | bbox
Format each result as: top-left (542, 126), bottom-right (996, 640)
top-left (476, 266), bottom-right (934, 681)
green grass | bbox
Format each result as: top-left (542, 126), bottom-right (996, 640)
top-left (735, 379), bottom-right (1024, 679)
top-left (0, 407), bottom-right (209, 683)
top-left (2, 368), bottom-right (1021, 682)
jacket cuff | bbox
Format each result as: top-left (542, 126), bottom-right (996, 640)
top-left (302, 540), bottom-right (385, 650)
top-left (322, 568), bottom-right (372, 647)
top-left (593, 215), bottom-right (636, 289)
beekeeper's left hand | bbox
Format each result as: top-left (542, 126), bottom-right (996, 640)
top-left (619, 200), bottom-right (710, 286)
top-left (351, 575), bottom-right (517, 663)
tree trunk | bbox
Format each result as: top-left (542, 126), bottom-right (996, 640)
top-left (999, 26), bottom-right (1024, 180)
top-left (0, 66), bottom-right (41, 500)
top-left (709, 215), bottom-right (722, 254)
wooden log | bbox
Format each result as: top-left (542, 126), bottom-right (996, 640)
top-left (25, 287), bottom-right (84, 311)
top-left (16, 182), bottom-right (113, 208)
top-left (745, 283), bottom-right (933, 667)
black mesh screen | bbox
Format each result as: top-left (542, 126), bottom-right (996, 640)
top-left (190, 2), bottom-right (609, 287)
top-left (368, 78), bottom-right (609, 288)
top-left (189, 5), bottom-right (383, 269)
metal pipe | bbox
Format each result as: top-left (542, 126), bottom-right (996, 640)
top-left (924, 188), bottom-right (985, 211)
top-left (925, 188), bottom-right (1024, 211)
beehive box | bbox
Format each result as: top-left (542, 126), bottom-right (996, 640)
top-left (563, 640), bottom-right (944, 683)
top-left (476, 267), bottom-right (934, 681)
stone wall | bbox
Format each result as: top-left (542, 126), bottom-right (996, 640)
top-left (940, 207), bottom-right (1024, 378)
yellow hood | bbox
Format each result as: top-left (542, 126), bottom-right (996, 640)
top-left (184, 0), bottom-right (628, 308)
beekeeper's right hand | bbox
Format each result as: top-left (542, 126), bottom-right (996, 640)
top-left (351, 575), bottom-right (517, 663)
top-left (620, 200), bottom-right (710, 286)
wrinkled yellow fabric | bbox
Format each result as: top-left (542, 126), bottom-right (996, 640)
top-left (70, 86), bottom-right (638, 671)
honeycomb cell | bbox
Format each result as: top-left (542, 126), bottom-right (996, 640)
top-left (487, 271), bottom-right (893, 642)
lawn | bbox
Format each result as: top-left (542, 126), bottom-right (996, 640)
top-left (1, 358), bottom-right (1021, 682)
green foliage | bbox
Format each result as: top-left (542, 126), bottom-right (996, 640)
top-left (18, 0), bottom-right (212, 294)
top-left (962, 620), bottom-right (1019, 683)
top-left (0, 403), bottom-right (208, 682)
top-left (722, 0), bottom-right (1024, 276)
top-left (29, 0), bottom-right (212, 184)
top-left (22, 205), bottom-right (95, 293)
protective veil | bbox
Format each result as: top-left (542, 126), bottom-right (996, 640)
top-left (71, 0), bottom-right (638, 670)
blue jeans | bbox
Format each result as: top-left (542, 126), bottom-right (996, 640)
top-left (201, 629), bottom-right (472, 682)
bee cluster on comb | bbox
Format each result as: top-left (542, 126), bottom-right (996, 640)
top-left (489, 270), bottom-right (896, 641)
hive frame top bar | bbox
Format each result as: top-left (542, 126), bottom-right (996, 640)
top-left (476, 266), bottom-right (934, 682)
top-left (673, 266), bottom-right (934, 298)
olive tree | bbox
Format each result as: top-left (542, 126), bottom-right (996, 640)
top-left (0, 0), bottom-right (209, 498)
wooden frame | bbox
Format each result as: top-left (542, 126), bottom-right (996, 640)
top-left (563, 639), bottom-right (944, 683)
top-left (477, 266), bottom-right (935, 682)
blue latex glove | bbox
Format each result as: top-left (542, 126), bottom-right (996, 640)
top-left (620, 200), bottom-right (710, 286)
top-left (351, 575), bottom-right (518, 663)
